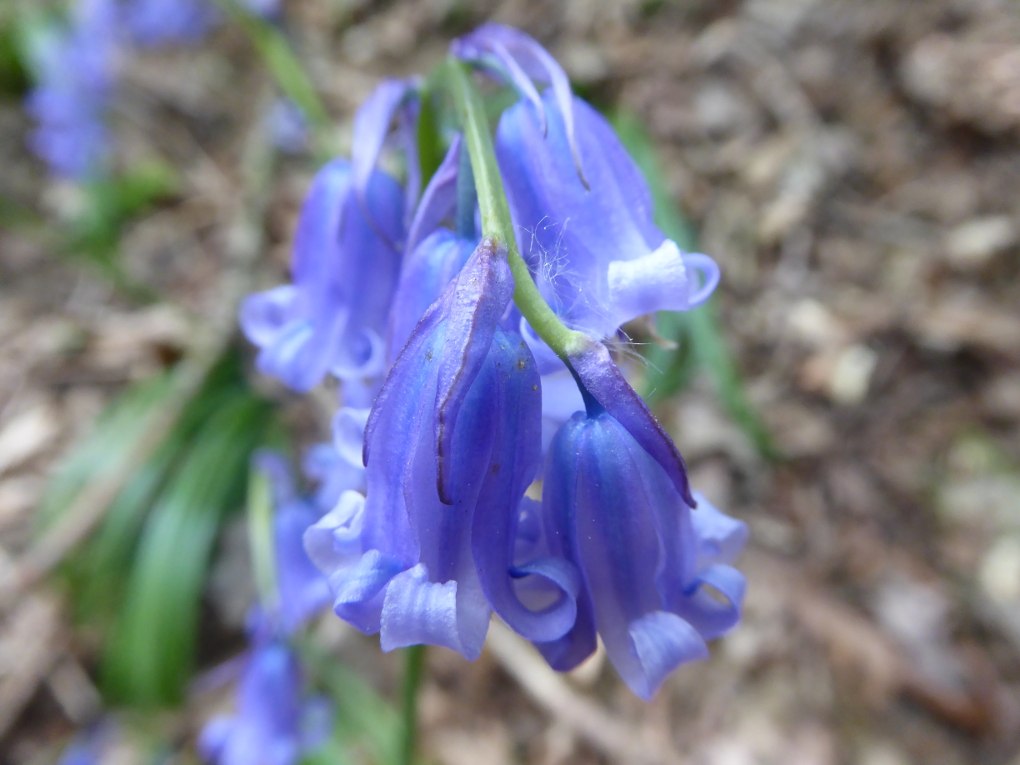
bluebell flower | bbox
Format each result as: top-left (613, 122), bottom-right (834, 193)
top-left (240, 158), bottom-right (403, 392)
top-left (304, 239), bottom-right (578, 659)
top-left (351, 78), bottom-right (421, 233)
top-left (199, 638), bottom-right (330, 765)
top-left (497, 90), bottom-right (720, 341)
top-left (25, 0), bottom-right (118, 181)
top-left (534, 404), bottom-right (747, 700)
top-left (301, 406), bottom-right (369, 512)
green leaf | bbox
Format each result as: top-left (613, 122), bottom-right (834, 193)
top-left (416, 88), bottom-right (447, 192)
top-left (611, 111), bottom-right (778, 460)
top-left (36, 374), bottom-right (174, 533)
top-left (101, 391), bottom-right (273, 706)
top-left (72, 379), bottom-right (249, 627)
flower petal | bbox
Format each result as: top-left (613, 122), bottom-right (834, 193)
top-left (626, 611), bottom-right (709, 701)
top-left (380, 563), bottom-right (490, 660)
top-left (567, 337), bottom-right (695, 506)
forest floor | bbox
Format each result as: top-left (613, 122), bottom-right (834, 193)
top-left (2, 1), bottom-right (1020, 764)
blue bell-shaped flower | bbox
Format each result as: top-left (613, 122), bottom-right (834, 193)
top-left (240, 158), bottom-right (403, 392)
top-left (536, 404), bottom-right (747, 700)
top-left (304, 239), bottom-right (577, 660)
top-left (199, 637), bottom-right (330, 765)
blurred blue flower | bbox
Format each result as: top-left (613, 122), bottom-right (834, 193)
top-left (25, 0), bottom-right (118, 181)
top-left (254, 452), bottom-right (332, 633)
top-left (240, 157), bottom-right (403, 392)
top-left (57, 722), bottom-right (117, 765)
top-left (534, 404), bottom-right (747, 700)
top-left (121, 0), bottom-right (217, 46)
top-left (497, 90), bottom-right (719, 341)
top-left (305, 239), bottom-right (578, 659)
top-left (265, 99), bottom-right (309, 154)
top-left (199, 638), bottom-right (330, 765)
top-left (123, 0), bottom-right (282, 46)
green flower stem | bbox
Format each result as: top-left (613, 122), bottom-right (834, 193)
top-left (445, 58), bottom-right (587, 360)
top-left (398, 644), bottom-right (426, 765)
top-left (246, 463), bottom-right (278, 612)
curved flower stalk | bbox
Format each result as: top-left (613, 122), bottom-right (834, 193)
top-left (497, 90), bottom-right (720, 340)
top-left (240, 158), bottom-right (403, 392)
top-left (25, 0), bottom-right (118, 181)
top-left (199, 637), bottom-right (330, 765)
top-left (535, 407), bottom-right (747, 700)
top-left (305, 240), bottom-right (578, 660)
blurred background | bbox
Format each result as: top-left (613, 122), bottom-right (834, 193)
top-left (2, 0), bottom-right (1020, 764)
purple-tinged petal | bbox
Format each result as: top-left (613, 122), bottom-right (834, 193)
top-left (671, 564), bottom-right (746, 641)
top-left (433, 239), bottom-right (515, 503)
top-left (123, 0), bottom-right (217, 46)
top-left (454, 24), bottom-right (583, 182)
top-left (496, 92), bottom-right (720, 337)
top-left (274, 503), bottom-right (332, 632)
top-left (302, 443), bottom-right (363, 510)
top-left (251, 451), bottom-right (331, 632)
top-left (387, 229), bottom-right (475, 364)
top-left (535, 408), bottom-right (744, 698)
top-left (406, 135), bottom-right (461, 257)
top-left (627, 612), bottom-right (709, 701)
top-left (240, 158), bottom-right (403, 391)
top-left (329, 550), bottom-right (404, 635)
top-left (690, 492), bottom-right (749, 570)
top-left (310, 240), bottom-right (556, 658)
top-left (468, 331), bottom-right (577, 642)
top-left (25, 0), bottom-right (118, 180)
top-left (303, 491), bottom-right (366, 575)
top-left (567, 336), bottom-right (695, 507)
top-left (380, 563), bottom-right (490, 658)
top-left (352, 78), bottom-right (419, 233)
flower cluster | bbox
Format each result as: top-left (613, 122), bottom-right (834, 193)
top-left (243, 24), bottom-right (747, 700)
top-left (24, 0), bottom-right (281, 181)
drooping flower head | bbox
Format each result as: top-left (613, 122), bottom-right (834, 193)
top-left (305, 239), bottom-right (578, 660)
top-left (535, 395), bottom-right (747, 700)
top-left (25, 0), bottom-right (119, 180)
top-left (199, 637), bottom-right (330, 765)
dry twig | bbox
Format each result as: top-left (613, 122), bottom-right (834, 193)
top-left (486, 620), bottom-right (687, 765)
